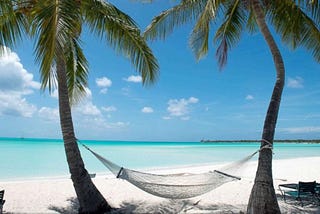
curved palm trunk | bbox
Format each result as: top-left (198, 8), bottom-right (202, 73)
top-left (56, 57), bottom-right (112, 213)
top-left (247, 1), bottom-right (284, 213)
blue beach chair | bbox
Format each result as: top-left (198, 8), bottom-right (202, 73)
top-left (279, 181), bottom-right (319, 206)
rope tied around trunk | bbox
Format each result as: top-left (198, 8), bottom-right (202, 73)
top-left (260, 139), bottom-right (274, 154)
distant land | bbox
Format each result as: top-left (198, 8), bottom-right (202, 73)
top-left (200, 139), bottom-right (320, 143)
top-left (1, 137), bottom-right (320, 144)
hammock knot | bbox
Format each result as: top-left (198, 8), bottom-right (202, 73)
top-left (260, 139), bottom-right (274, 154)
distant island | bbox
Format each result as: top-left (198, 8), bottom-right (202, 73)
top-left (200, 139), bottom-right (320, 143)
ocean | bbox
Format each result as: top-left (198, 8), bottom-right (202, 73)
top-left (0, 137), bottom-right (319, 181)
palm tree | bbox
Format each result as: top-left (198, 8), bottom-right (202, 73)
top-left (144, 0), bottom-right (319, 213)
top-left (1, 0), bottom-right (158, 213)
top-left (0, 0), bottom-right (26, 53)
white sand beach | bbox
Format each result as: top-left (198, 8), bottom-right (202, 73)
top-left (1, 157), bottom-right (320, 213)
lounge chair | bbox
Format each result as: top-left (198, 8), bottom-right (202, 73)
top-left (279, 181), bottom-right (319, 206)
top-left (0, 190), bottom-right (5, 214)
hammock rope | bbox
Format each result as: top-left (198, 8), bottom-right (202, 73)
top-left (78, 140), bottom-right (267, 199)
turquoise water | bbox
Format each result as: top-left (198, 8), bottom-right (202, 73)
top-left (0, 137), bottom-right (319, 181)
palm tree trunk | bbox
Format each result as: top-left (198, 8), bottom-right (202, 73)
top-left (56, 56), bottom-right (112, 213)
top-left (247, 1), bottom-right (284, 213)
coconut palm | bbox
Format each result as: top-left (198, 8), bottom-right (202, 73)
top-left (1, 0), bottom-right (158, 213)
top-left (0, 0), bottom-right (26, 52)
top-left (144, 0), bottom-right (319, 213)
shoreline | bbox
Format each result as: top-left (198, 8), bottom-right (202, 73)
top-left (0, 161), bottom-right (233, 183)
top-left (2, 136), bottom-right (320, 144)
top-left (1, 154), bottom-right (320, 182)
top-left (1, 157), bottom-right (320, 213)
top-left (201, 139), bottom-right (320, 143)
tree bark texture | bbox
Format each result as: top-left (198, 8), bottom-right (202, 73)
top-left (56, 57), bottom-right (112, 213)
top-left (247, 1), bottom-right (285, 213)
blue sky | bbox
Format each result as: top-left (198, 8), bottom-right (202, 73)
top-left (0, 1), bottom-right (319, 141)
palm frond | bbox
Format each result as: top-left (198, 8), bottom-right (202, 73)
top-left (144, 0), bottom-right (206, 41)
top-left (82, 0), bottom-right (137, 38)
top-left (0, 0), bottom-right (27, 52)
top-left (267, 0), bottom-right (320, 62)
top-left (31, 0), bottom-right (83, 92)
top-left (214, 0), bottom-right (247, 69)
top-left (295, 0), bottom-right (320, 24)
top-left (65, 36), bottom-right (89, 105)
top-left (246, 10), bottom-right (258, 34)
top-left (189, 0), bottom-right (221, 60)
top-left (31, 1), bottom-right (59, 92)
top-left (308, 0), bottom-right (320, 24)
top-left (82, 0), bottom-right (159, 85)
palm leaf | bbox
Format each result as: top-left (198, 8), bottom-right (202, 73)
top-left (189, 0), bottom-right (221, 60)
top-left (0, 0), bottom-right (27, 53)
top-left (82, 0), bottom-right (159, 85)
top-left (296, 0), bottom-right (319, 24)
top-left (31, 0), bottom-right (83, 93)
top-left (267, 0), bottom-right (320, 62)
top-left (65, 36), bottom-right (89, 105)
top-left (144, 0), bottom-right (206, 41)
top-left (30, 1), bottom-right (59, 92)
top-left (214, 0), bottom-right (247, 69)
top-left (246, 10), bottom-right (258, 34)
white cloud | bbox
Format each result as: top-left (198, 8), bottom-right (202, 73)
top-left (280, 126), bottom-right (320, 134)
top-left (39, 86), bottom-right (128, 132)
top-left (77, 116), bottom-right (129, 130)
top-left (162, 116), bottom-right (171, 120)
top-left (0, 93), bottom-right (37, 117)
top-left (73, 88), bottom-right (101, 116)
top-left (111, 122), bottom-right (130, 128)
top-left (0, 48), bottom-right (40, 117)
top-left (141, 107), bottom-right (154, 113)
top-left (166, 97), bottom-right (199, 119)
top-left (0, 49), bottom-right (40, 94)
top-left (96, 77), bottom-right (112, 94)
top-left (181, 116), bottom-right (190, 121)
top-left (102, 106), bottom-right (117, 112)
top-left (51, 87), bottom-right (92, 101)
top-left (100, 88), bottom-right (108, 94)
top-left (287, 77), bottom-right (304, 88)
top-left (96, 77), bottom-right (112, 87)
top-left (59, 87), bottom-right (130, 131)
top-left (246, 95), bottom-right (254, 100)
top-left (188, 97), bottom-right (199, 103)
top-left (77, 102), bottom-right (101, 116)
top-left (83, 87), bottom-right (92, 99)
top-left (51, 89), bottom-right (59, 99)
top-left (38, 107), bottom-right (59, 122)
top-left (124, 75), bottom-right (142, 83)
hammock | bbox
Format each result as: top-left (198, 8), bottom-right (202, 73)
top-left (81, 143), bottom-right (261, 199)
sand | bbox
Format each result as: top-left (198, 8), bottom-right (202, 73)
top-left (1, 157), bottom-right (320, 213)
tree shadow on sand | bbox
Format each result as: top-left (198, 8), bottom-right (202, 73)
top-left (47, 195), bottom-right (320, 214)
top-left (276, 193), bottom-right (320, 214)
top-left (48, 197), bottom-right (79, 214)
top-left (48, 198), bottom-right (245, 214)
top-left (110, 199), bottom-right (246, 214)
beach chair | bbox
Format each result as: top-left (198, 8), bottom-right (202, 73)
top-left (0, 190), bottom-right (5, 214)
top-left (279, 181), bottom-right (318, 206)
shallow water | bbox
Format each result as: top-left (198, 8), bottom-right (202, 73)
top-left (0, 137), bottom-right (319, 180)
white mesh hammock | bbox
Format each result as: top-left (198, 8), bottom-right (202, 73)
top-left (81, 143), bottom-right (260, 199)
